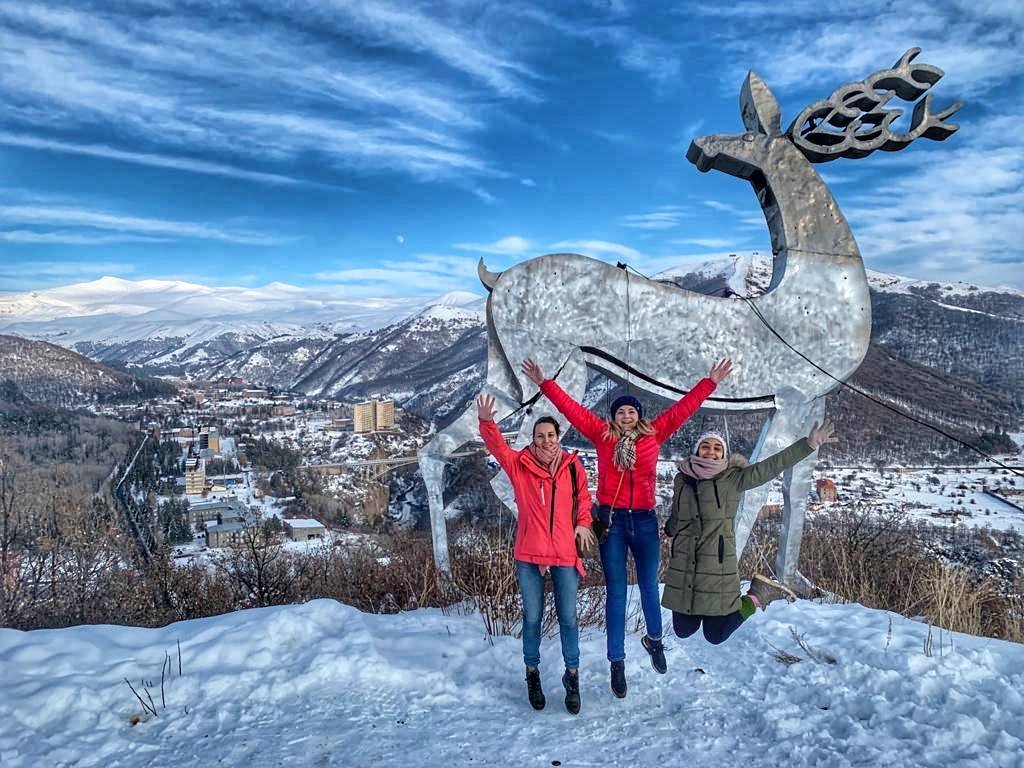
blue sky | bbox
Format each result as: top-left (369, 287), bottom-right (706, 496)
top-left (1, 0), bottom-right (1021, 295)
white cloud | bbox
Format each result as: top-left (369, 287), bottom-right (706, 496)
top-left (312, 252), bottom-right (484, 296)
top-left (618, 206), bottom-right (689, 230)
top-left (690, 1), bottom-right (1022, 97)
top-left (0, 230), bottom-right (172, 245)
top-left (509, 5), bottom-right (681, 87)
top-left (702, 200), bottom-right (746, 215)
top-left (0, 205), bottom-right (288, 245)
top-left (671, 237), bottom-right (741, 249)
top-left (453, 236), bottom-right (535, 255)
top-left (0, 1), bottom-right (536, 187)
top-left (547, 239), bottom-right (643, 261)
top-left (0, 132), bottom-right (328, 188)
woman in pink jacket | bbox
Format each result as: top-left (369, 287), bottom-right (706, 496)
top-left (477, 393), bottom-right (597, 715)
top-left (522, 357), bottom-right (731, 697)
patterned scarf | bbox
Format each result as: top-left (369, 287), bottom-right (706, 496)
top-left (528, 443), bottom-right (562, 476)
top-left (613, 430), bottom-right (639, 470)
top-left (675, 455), bottom-right (728, 480)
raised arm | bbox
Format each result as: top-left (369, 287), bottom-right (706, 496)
top-left (736, 421), bottom-right (837, 491)
top-left (651, 358), bottom-right (731, 440)
top-left (477, 393), bottom-right (517, 474)
top-left (522, 358), bottom-right (606, 442)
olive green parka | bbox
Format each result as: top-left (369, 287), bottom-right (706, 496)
top-left (661, 438), bottom-right (814, 616)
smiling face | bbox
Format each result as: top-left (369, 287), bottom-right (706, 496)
top-left (696, 438), bottom-right (725, 460)
top-left (532, 422), bottom-right (560, 452)
top-left (613, 405), bottom-right (639, 431)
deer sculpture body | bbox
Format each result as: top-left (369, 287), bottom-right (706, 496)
top-left (419, 49), bottom-right (960, 580)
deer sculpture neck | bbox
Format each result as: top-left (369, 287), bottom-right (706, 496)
top-left (688, 72), bottom-right (861, 294)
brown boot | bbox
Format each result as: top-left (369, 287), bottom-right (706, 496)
top-left (747, 574), bottom-right (797, 610)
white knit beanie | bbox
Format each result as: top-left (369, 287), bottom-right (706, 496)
top-left (693, 430), bottom-right (728, 456)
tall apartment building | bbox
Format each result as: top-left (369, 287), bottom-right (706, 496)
top-left (184, 456), bottom-right (206, 494)
top-left (199, 426), bottom-right (220, 452)
top-left (375, 399), bottom-right (395, 429)
top-left (353, 398), bottom-right (396, 433)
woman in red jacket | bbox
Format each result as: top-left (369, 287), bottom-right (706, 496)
top-left (521, 357), bottom-right (732, 697)
top-left (477, 393), bottom-right (597, 715)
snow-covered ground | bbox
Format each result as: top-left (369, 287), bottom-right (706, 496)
top-left (652, 460), bottom-right (1024, 533)
top-left (2, 589), bottom-right (1021, 768)
top-left (816, 465), bottom-right (1024, 532)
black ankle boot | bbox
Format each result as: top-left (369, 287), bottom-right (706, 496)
top-left (525, 667), bottom-right (545, 710)
top-left (610, 661), bottom-right (627, 698)
top-left (642, 634), bottom-right (667, 674)
top-left (562, 669), bottom-right (581, 715)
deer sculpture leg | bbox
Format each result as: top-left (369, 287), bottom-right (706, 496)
top-left (733, 391), bottom-right (825, 585)
top-left (776, 396), bottom-right (826, 585)
top-left (419, 387), bottom-right (518, 573)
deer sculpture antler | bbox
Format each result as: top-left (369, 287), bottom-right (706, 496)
top-left (788, 48), bottom-right (962, 162)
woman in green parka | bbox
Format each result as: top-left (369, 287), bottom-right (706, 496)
top-left (661, 422), bottom-right (836, 644)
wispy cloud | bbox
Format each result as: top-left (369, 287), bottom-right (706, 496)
top-left (618, 205), bottom-right (689, 230)
top-left (702, 200), bottom-right (746, 215)
top-left (690, 1), bottom-right (1023, 96)
top-left (0, 1), bottom-right (540, 189)
top-left (0, 205), bottom-right (289, 245)
top-left (509, 5), bottom-right (682, 87)
top-left (671, 237), bottom-right (742, 249)
top-left (453, 236), bottom-right (535, 255)
top-left (0, 133), bottom-right (333, 189)
top-left (548, 239), bottom-right (643, 261)
top-left (313, 252), bottom-right (484, 296)
top-left (0, 230), bottom-right (172, 245)
top-left (842, 139), bottom-right (1024, 285)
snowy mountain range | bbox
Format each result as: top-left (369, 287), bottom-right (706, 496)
top-left (0, 276), bottom-right (483, 365)
top-left (2, 256), bottom-right (1022, 446)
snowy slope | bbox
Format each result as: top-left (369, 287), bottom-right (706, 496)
top-left (0, 277), bottom-right (486, 345)
top-left (1, 593), bottom-right (1021, 768)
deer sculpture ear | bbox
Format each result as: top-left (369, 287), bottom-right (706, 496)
top-left (740, 71), bottom-right (782, 136)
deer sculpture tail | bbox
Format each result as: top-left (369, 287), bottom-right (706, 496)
top-left (478, 258), bottom-right (501, 291)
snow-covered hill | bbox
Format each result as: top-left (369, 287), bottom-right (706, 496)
top-left (0, 592), bottom-right (1020, 768)
top-left (0, 334), bottom-right (174, 407)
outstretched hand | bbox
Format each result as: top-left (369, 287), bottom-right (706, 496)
top-left (476, 393), bottom-right (497, 421)
top-left (708, 358), bottom-right (733, 384)
top-left (575, 525), bottom-right (597, 555)
top-left (807, 420), bottom-right (837, 450)
top-left (521, 358), bottom-right (545, 386)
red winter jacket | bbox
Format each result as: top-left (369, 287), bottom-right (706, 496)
top-left (479, 418), bottom-right (593, 575)
top-left (540, 378), bottom-right (717, 510)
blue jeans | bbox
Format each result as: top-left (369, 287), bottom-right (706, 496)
top-left (516, 560), bottom-right (580, 670)
top-left (673, 611), bottom-right (745, 645)
top-left (598, 509), bottom-right (663, 662)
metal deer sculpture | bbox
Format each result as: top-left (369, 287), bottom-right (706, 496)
top-left (419, 49), bottom-right (960, 579)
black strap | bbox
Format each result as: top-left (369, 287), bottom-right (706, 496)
top-left (569, 461), bottom-right (579, 528)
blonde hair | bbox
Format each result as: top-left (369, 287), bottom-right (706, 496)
top-left (602, 418), bottom-right (655, 441)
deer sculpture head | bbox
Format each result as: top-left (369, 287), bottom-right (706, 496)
top-left (686, 48), bottom-right (961, 290)
top-left (690, 48), bottom-right (961, 173)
